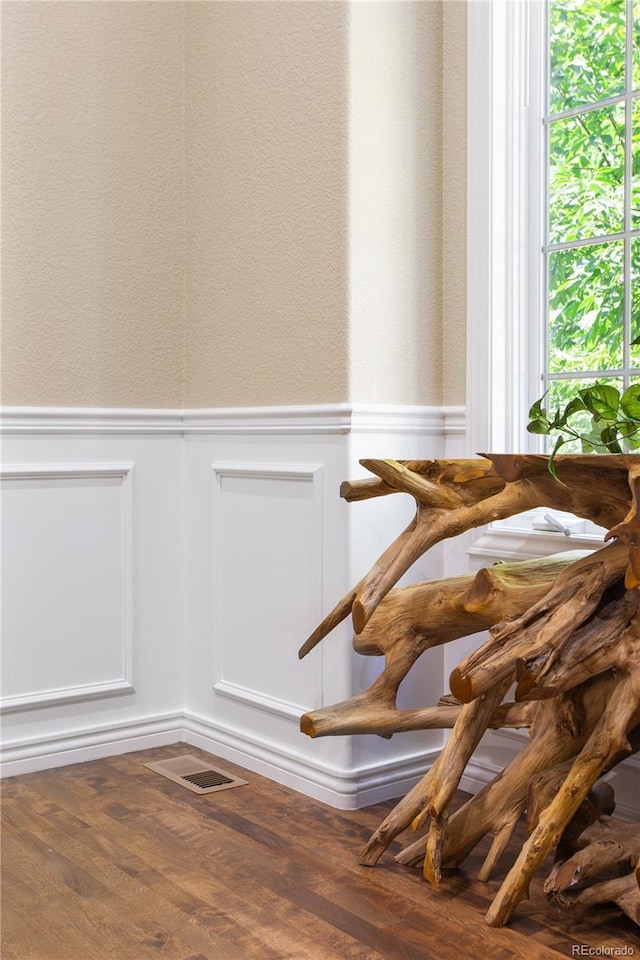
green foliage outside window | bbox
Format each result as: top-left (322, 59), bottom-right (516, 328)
top-left (527, 0), bottom-right (640, 471)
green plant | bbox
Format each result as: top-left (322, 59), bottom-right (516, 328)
top-left (527, 382), bottom-right (640, 477)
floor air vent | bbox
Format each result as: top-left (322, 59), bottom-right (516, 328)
top-left (144, 755), bottom-right (248, 795)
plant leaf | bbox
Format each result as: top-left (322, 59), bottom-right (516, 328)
top-left (620, 383), bottom-right (640, 421)
top-left (580, 383), bottom-right (620, 422)
top-left (527, 419), bottom-right (551, 435)
top-left (600, 423), bottom-right (623, 452)
top-left (548, 434), bottom-right (567, 481)
top-left (527, 397), bottom-right (548, 421)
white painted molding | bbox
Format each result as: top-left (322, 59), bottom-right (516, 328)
top-left (349, 405), bottom-right (464, 436)
top-left (466, 0), bottom-right (494, 458)
top-left (183, 711), bottom-right (440, 809)
top-left (1, 404), bottom-right (465, 437)
top-left (211, 461), bottom-right (324, 484)
top-left (182, 403), bottom-right (460, 437)
top-left (186, 406), bottom-right (353, 434)
top-left (0, 408), bottom-right (186, 435)
top-left (186, 406), bottom-right (353, 435)
top-left (210, 461), bottom-right (324, 708)
top-left (0, 462), bottom-right (135, 481)
top-left (441, 406), bottom-right (467, 437)
top-left (213, 680), bottom-right (309, 722)
top-left (0, 462), bottom-right (135, 713)
top-left (466, 0), bottom-right (544, 459)
top-left (1, 679), bottom-right (134, 715)
top-left (0, 706), bottom-right (440, 807)
top-left (0, 712), bottom-right (183, 777)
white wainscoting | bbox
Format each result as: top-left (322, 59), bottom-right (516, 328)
top-left (1, 420), bottom-right (185, 778)
top-left (181, 406), bottom-right (455, 806)
top-left (0, 405), bottom-right (453, 809)
top-left (4, 405), bottom-right (636, 819)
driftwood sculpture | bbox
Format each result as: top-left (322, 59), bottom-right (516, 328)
top-left (299, 454), bottom-right (640, 927)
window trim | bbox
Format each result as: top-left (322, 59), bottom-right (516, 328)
top-left (466, 0), bottom-right (606, 560)
top-left (467, 0), bottom-right (545, 458)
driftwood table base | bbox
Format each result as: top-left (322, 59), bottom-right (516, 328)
top-left (299, 455), bottom-right (640, 928)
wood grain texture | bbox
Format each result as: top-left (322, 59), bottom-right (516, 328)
top-left (299, 455), bottom-right (640, 924)
top-left (2, 746), bottom-right (639, 960)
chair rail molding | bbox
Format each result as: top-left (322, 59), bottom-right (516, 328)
top-left (1, 404), bottom-right (465, 436)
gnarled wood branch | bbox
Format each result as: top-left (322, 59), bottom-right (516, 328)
top-left (301, 553), bottom-right (583, 739)
top-left (545, 815), bottom-right (640, 925)
top-left (299, 454), bottom-right (640, 929)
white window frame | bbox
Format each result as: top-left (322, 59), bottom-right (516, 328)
top-left (467, 0), bottom-right (544, 457)
top-left (466, 0), bottom-right (606, 559)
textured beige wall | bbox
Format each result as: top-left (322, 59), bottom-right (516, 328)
top-left (442, 0), bottom-right (467, 407)
top-left (184, 1), bottom-right (350, 408)
top-left (1, 1), bottom-right (185, 407)
top-left (2, 0), bottom-right (466, 411)
top-left (349, 0), bottom-right (444, 406)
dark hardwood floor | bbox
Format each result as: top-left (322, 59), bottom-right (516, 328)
top-left (2, 744), bottom-right (638, 960)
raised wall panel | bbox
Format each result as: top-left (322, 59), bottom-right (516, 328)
top-left (211, 462), bottom-right (322, 720)
top-left (2, 406), bottom-right (638, 817)
top-left (1, 464), bottom-right (134, 711)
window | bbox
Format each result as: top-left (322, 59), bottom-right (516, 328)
top-left (466, 0), bottom-right (636, 555)
top-left (543, 0), bottom-right (640, 442)
top-left (468, 0), bottom-right (640, 459)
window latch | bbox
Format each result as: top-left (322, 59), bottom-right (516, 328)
top-left (533, 513), bottom-right (574, 537)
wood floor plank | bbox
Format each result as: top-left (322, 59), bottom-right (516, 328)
top-left (129, 750), bottom-right (627, 959)
top-left (8, 758), bottom-right (385, 960)
top-left (3, 745), bottom-right (640, 960)
top-left (3, 826), bottom-right (219, 960)
top-left (15, 821), bottom-right (258, 960)
top-left (107, 799), bottom-right (389, 960)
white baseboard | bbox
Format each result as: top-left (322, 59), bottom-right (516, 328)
top-left (0, 713), bottom-right (184, 778)
top-left (183, 711), bottom-right (440, 809)
top-left (4, 710), bottom-right (638, 824)
top-left (0, 709), bottom-right (438, 809)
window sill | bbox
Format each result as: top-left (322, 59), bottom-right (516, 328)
top-left (467, 521), bottom-right (606, 563)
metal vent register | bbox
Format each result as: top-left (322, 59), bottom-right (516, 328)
top-left (144, 755), bottom-right (248, 795)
